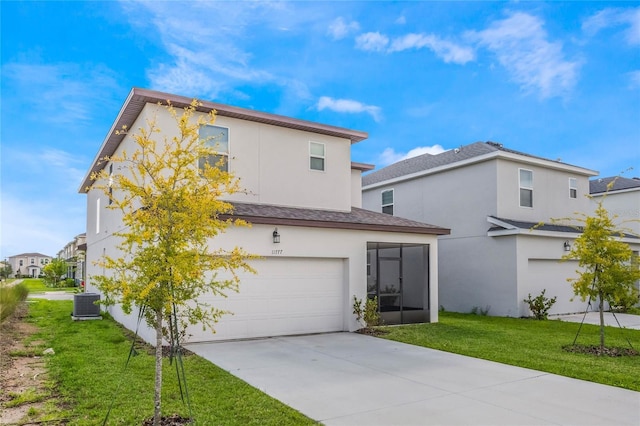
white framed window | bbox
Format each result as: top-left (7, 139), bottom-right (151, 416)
top-left (309, 142), bottom-right (325, 171)
top-left (569, 178), bottom-right (577, 199)
top-left (382, 189), bottom-right (394, 215)
top-left (96, 198), bottom-right (101, 234)
top-left (519, 169), bottom-right (533, 208)
top-left (199, 125), bottom-right (229, 172)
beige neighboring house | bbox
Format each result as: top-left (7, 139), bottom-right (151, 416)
top-left (79, 88), bottom-right (449, 344)
top-left (7, 253), bottom-right (52, 278)
top-left (57, 233), bottom-right (87, 285)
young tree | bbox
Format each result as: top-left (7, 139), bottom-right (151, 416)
top-left (43, 258), bottom-right (67, 287)
top-left (90, 100), bottom-right (255, 425)
top-left (563, 200), bottom-right (640, 350)
top-left (0, 262), bottom-right (12, 280)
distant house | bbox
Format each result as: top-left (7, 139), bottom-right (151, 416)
top-left (57, 233), bottom-right (87, 285)
top-left (362, 141), bottom-right (640, 317)
top-left (79, 88), bottom-right (449, 343)
top-left (590, 176), bottom-right (640, 237)
top-left (7, 253), bottom-right (52, 278)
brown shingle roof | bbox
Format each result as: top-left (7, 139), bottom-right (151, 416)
top-left (223, 202), bottom-right (450, 235)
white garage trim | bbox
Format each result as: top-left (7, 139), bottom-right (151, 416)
top-left (186, 257), bottom-right (346, 342)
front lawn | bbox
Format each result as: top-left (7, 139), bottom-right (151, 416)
top-left (22, 278), bottom-right (78, 293)
top-left (22, 300), bottom-right (316, 425)
top-left (380, 312), bottom-right (640, 391)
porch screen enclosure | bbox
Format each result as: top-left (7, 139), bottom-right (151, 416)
top-left (367, 242), bottom-right (430, 325)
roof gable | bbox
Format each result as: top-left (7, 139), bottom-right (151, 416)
top-left (363, 141), bottom-right (597, 187)
top-left (80, 88), bottom-right (368, 193)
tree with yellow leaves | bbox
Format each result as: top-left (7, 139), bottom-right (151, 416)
top-left (90, 100), bottom-right (255, 425)
top-left (564, 194), bottom-right (640, 351)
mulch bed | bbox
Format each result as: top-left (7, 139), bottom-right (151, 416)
top-left (355, 327), bottom-right (389, 337)
top-left (563, 344), bottom-right (639, 357)
top-left (142, 414), bottom-right (193, 425)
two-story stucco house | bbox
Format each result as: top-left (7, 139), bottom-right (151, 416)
top-left (79, 88), bottom-right (449, 343)
top-left (361, 141), bottom-right (638, 317)
top-left (7, 252), bottom-right (52, 278)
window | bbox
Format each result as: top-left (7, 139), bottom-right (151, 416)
top-left (108, 164), bottom-right (114, 205)
top-left (309, 142), bottom-right (325, 171)
top-left (519, 169), bottom-right (533, 208)
top-left (19, 260), bottom-right (23, 266)
top-left (30, 258), bottom-right (35, 265)
top-left (382, 189), bottom-right (394, 215)
top-left (199, 125), bottom-right (229, 172)
top-left (569, 178), bottom-right (577, 199)
top-left (96, 198), bottom-right (101, 234)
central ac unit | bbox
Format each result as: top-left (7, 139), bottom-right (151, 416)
top-left (73, 293), bottom-right (101, 317)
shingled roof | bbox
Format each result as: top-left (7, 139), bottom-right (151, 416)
top-left (363, 141), bottom-right (596, 187)
top-left (590, 176), bottom-right (640, 194)
top-left (222, 202), bottom-right (450, 235)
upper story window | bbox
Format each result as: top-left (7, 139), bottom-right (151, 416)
top-left (199, 125), bottom-right (229, 172)
top-left (19, 260), bottom-right (23, 266)
top-left (30, 258), bottom-right (35, 265)
top-left (519, 169), bottom-right (533, 208)
top-left (309, 142), bottom-right (325, 171)
top-left (569, 178), bottom-right (577, 199)
top-left (382, 189), bottom-right (394, 215)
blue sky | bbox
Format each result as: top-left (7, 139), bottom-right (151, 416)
top-left (1, 1), bottom-right (639, 258)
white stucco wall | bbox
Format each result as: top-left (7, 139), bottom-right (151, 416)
top-left (591, 188), bottom-right (640, 236)
top-left (496, 158), bottom-right (592, 224)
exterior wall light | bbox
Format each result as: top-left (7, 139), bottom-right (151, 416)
top-left (273, 228), bottom-right (280, 244)
top-left (563, 240), bottom-right (571, 252)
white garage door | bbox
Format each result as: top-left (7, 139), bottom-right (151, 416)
top-left (186, 257), bottom-right (345, 342)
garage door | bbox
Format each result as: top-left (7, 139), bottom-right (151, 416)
top-left (186, 257), bottom-right (345, 342)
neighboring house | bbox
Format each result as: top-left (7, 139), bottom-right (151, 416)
top-left (79, 88), bottom-right (449, 343)
top-left (57, 233), bottom-right (87, 285)
top-left (590, 176), bottom-right (640, 236)
top-left (7, 253), bottom-right (52, 278)
top-left (361, 141), bottom-right (639, 317)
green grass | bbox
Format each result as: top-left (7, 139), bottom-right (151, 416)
top-left (25, 300), bottom-right (316, 425)
top-left (380, 312), bottom-right (640, 391)
top-left (0, 282), bottom-right (29, 322)
top-left (22, 278), bottom-right (78, 293)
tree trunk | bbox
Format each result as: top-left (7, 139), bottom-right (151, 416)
top-left (154, 309), bottom-right (163, 426)
top-left (598, 291), bottom-right (605, 350)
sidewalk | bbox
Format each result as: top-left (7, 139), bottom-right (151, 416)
top-left (553, 311), bottom-right (640, 330)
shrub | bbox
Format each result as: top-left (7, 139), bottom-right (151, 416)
top-left (353, 296), bottom-right (381, 328)
top-left (0, 283), bottom-right (29, 322)
top-left (523, 289), bottom-right (557, 320)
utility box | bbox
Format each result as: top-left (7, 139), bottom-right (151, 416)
top-left (73, 293), bottom-right (101, 319)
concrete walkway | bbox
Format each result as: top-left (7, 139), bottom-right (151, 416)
top-left (187, 333), bottom-right (640, 425)
top-left (554, 311), bottom-right (640, 330)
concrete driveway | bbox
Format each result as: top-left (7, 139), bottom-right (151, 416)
top-left (187, 332), bottom-right (639, 425)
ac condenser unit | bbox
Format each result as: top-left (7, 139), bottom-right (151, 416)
top-left (73, 293), bottom-right (100, 317)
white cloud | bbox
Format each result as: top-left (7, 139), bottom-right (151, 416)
top-left (356, 31), bottom-right (473, 64)
top-left (2, 62), bottom-right (119, 124)
top-left (468, 12), bottom-right (580, 99)
top-left (355, 32), bottom-right (390, 52)
top-left (378, 145), bottom-right (447, 166)
top-left (583, 7), bottom-right (640, 45)
top-left (628, 70), bottom-right (640, 89)
top-left (316, 96), bottom-right (382, 122)
top-left (327, 17), bottom-right (360, 40)
top-left (395, 16), bottom-right (407, 25)
top-left (389, 33), bottom-right (475, 64)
